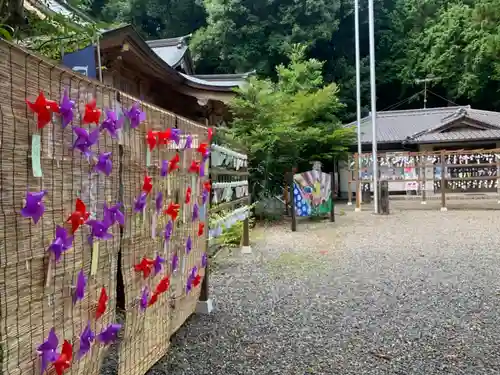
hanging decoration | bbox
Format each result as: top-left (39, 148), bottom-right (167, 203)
top-left (210, 144), bottom-right (248, 170)
top-left (134, 257), bottom-right (155, 279)
top-left (198, 222), bottom-right (204, 237)
top-left (169, 153), bottom-right (180, 172)
top-left (209, 205), bottom-right (250, 239)
top-left (148, 275), bottom-right (170, 306)
top-left (26, 91), bottom-right (60, 129)
top-left (96, 287), bottom-right (108, 320)
top-left (125, 102), bottom-right (146, 129)
top-left (53, 340), bottom-right (72, 375)
top-left (140, 286), bottom-right (149, 311)
top-left (37, 328), bottom-right (59, 374)
top-left (59, 89), bottom-right (75, 129)
top-left (164, 202), bottom-right (180, 221)
top-left (104, 203), bottom-right (125, 226)
top-left (73, 127), bottom-right (100, 159)
top-left (48, 226), bottom-right (73, 262)
top-left (142, 176), bottom-right (153, 195)
top-left (83, 99), bottom-right (101, 125)
top-left (77, 322), bottom-right (95, 359)
top-left (212, 181), bottom-right (249, 204)
top-left (21, 190), bottom-right (47, 224)
top-left (73, 269), bottom-right (87, 304)
top-left (134, 192), bottom-right (147, 212)
top-left (153, 254), bottom-right (165, 275)
top-left (161, 160), bottom-right (169, 177)
top-left (67, 198), bottom-right (90, 234)
top-left (94, 152), bottom-right (113, 176)
top-left (100, 109), bottom-right (124, 139)
top-left (97, 324), bottom-right (122, 344)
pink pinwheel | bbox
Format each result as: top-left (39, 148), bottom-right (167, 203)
top-left (153, 254), bottom-right (165, 275)
top-left (94, 152), bottom-right (112, 176)
top-left (59, 89), bottom-right (75, 128)
top-left (124, 102), bottom-right (145, 129)
top-left (86, 219), bottom-right (112, 241)
top-left (104, 203), bottom-right (124, 226)
top-left (37, 328), bottom-right (59, 375)
top-left (73, 127), bottom-right (99, 158)
top-left (73, 269), bottom-right (87, 304)
top-left (134, 192), bottom-right (147, 212)
top-left (192, 203), bottom-right (199, 222)
top-left (164, 220), bottom-right (173, 241)
top-left (77, 322), bottom-right (94, 360)
top-left (48, 226), bottom-right (73, 262)
top-left (139, 286), bottom-right (149, 311)
top-left (185, 235), bottom-right (192, 254)
top-left (100, 109), bottom-right (124, 139)
top-left (160, 160), bottom-right (168, 177)
top-left (184, 134), bottom-right (192, 149)
top-left (97, 324), bottom-right (121, 345)
top-left (155, 192), bottom-right (163, 213)
top-left (21, 190), bottom-right (47, 224)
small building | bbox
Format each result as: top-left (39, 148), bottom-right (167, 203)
top-left (339, 106), bottom-right (500, 198)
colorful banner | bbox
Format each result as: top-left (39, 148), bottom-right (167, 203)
top-left (293, 170), bottom-right (332, 217)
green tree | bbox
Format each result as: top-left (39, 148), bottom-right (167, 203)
top-left (228, 44), bottom-right (356, 196)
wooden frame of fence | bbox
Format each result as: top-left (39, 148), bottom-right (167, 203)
top-left (348, 148), bottom-right (500, 210)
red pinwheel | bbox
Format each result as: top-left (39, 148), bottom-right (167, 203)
top-left (149, 275), bottom-right (170, 306)
top-left (134, 257), bottom-right (154, 279)
top-left (164, 202), bottom-right (180, 221)
top-left (188, 160), bottom-right (201, 174)
top-left (185, 186), bottom-right (192, 204)
top-left (53, 340), bottom-right (72, 375)
top-left (83, 99), bottom-right (101, 124)
top-left (157, 129), bottom-right (171, 145)
top-left (142, 176), bottom-right (153, 195)
top-left (197, 142), bottom-right (209, 156)
top-left (26, 91), bottom-right (60, 129)
top-left (96, 287), bottom-right (108, 320)
top-left (203, 180), bottom-right (211, 192)
top-left (146, 130), bottom-right (158, 151)
top-left (192, 274), bottom-right (202, 288)
top-left (67, 198), bottom-right (90, 234)
top-left (169, 153), bottom-right (180, 172)
top-left (207, 127), bottom-right (214, 142)
top-left (198, 222), bottom-right (205, 237)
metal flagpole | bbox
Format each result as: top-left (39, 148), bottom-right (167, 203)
top-left (354, 0), bottom-right (362, 212)
top-left (368, 0), bottom-right (379, 213)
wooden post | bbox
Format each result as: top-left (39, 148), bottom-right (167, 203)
top-left (355, 153), bottom-right (361, 211)
top-left (421, 152), bottom-right (427, 205)
top-left (347, 172), bottom-right (353, 206)
top-left (330, 172), bottom-right (335, 222)
top-left (241, 194), bottom-right (251, 253)
top-left (379, 180), bottom-right (390, 214)
top-left (440, 150), bottom-right (447, 211)
top-left (290, 168), bottom-right (297, 232)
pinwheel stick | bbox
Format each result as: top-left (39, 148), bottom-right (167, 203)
top-left (151, 213), bottom-right (156, 238)
top-left (45, 252), bottom-right (54, 288)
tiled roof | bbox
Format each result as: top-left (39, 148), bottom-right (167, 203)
top-left (411, 129), bottom-right (500, 143)
top-left (350, 106), bottom-right (500, 144)
top-left (146, 36), bottom-right (191, 68)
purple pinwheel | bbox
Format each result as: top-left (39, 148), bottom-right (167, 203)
top-left (59, 89), bottom-right (75, 128)
top-left (186, 274), bottom-right (193, 293)
top-left (94, 152), bottom-right (112, 176)
top-left (160, 160), bottom-right (168, 177)
top-left (134, 192), bottom-right (147, 212)
top-left (184, 134), bottom-right (192, 149)
top-left (164, 220), bottom-right (173, 242)
top-left (21, 190), bottom-right (47, 224)
top-left (190, 266), bottom-right (198, 280)
top-left (48, 225), bottom-right (73, 262)
top-left (201, 252), bottom-right (208, 268)
top-left (153, 254), bottom-right (165, 275)
top-left (171, 253), bottom-right (178, 272)
top-left (100, 108), bottom-right (124, 139)
top-left (37, 328), bottom-right (59, 375)
top-left (192, 203), bottom-right (199, 222)
top-left (185, 235), bottom-right (192, 254)
top-left (202, 189), bottom-right (209, 205)
top-left (73, 127), bottom-right (100, 158)
top-left (124, 102), bottom-right (146, 129)
top-left (78, 322), bottom-right (95, 359)
top-left (140, 286), bottom-right (149, 311)
top-left (170, 128), bottom-right (181, 145)
top-left (97, 323), bottom-right (122, 345)
top-left (86, 219), bottom-right (113, 241)
top-left (155, 192), bottom-right (163, 213)
top-left (104, 203), bottom-right (125, 226)
top-left (73, 269), bottom-right (87, 304)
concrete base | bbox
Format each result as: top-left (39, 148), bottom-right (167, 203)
top-left (354, 207), bottom-right (362, 212)
top-left (440, 207), bottom-right (448, 212)
top-left (421, 201), bottom-right (427, 205)
top-left (196, 298), bottom-right (215, 314)
top-left (241, 245), bottom-right (252, 254)
top-left (347, 201), bottom-right (353, 206)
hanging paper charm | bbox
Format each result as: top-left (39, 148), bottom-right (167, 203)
top-left (26, 92), bottom-right (60, 129)
top-left (48, 226), bottom-right (73, 262)
top-left (21, 190), bottom-right (47, 224)
top-left (125, 102), bottom-right (146, 129)
top-left (100, 109), bottom-right (124, 139)
top-left (59, 89), bottom-right (75, 128)
top-left (94, 152), bottom-right (112, 176)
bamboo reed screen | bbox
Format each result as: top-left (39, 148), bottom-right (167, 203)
top-left (0, 40), bottom-right (208, 375)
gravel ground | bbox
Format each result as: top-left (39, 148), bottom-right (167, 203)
top-left (114, 206), bottom-right (500, 375)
